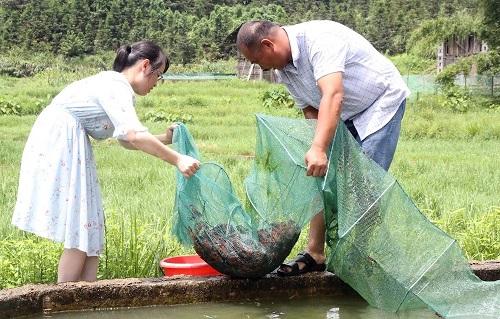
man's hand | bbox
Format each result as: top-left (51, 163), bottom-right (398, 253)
top-left (164, 123), bottom-right (178, 145)
top-left (303, 72), bottom-right (343, 177)
top-left (305, 144), bottom-right (328, 177)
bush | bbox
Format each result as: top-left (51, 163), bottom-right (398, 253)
top-left (23, 96), bottom-right (51, 116)
top-left (167, 58), bottom-right (237, 74)
top-left (0, 49), bottom-right (109, 79)
top-left (390, 53), bottom-right (435, 75)
top-left (261, 86), bottom-right (294, 109)
top-left (143, 109), bottom-right (194, 124)
top-left (0, 59), bottom-right (48, 78)
top-left (435, 56), bottom-right (475, 88)
top-left (442, 86), bottom-right (472, 113)
top-left (0, 49), bottom-right (52, 77)
top-left (0, 94), bottom-right (52, 116)
top-left (0, 97), bottom-right (21, 116)
top-left (0, 238), bottom-right (60, 289)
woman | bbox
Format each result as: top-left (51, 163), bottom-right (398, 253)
top-left (11, 40), bottom-right (199, 283)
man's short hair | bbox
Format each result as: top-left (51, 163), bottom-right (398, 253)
top-left (236, 20), bottom-right (279, 51)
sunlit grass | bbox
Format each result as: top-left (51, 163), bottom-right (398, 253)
top-left (0, 73), bottom-right (499, 288)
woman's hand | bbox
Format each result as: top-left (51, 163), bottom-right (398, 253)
top-left (176, 154), bottom-right (200, 178)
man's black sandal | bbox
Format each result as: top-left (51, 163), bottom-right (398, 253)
top-left (277, 251), bottom-right (326, 277)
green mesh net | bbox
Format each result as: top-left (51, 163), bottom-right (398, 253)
top-left (171, 117), bottom-right (322, 278)
top-left (172, 114), bottom-right (499, 318)
top-left (322, 118), bottom-right (500, 318)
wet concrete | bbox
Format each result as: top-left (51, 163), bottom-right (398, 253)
top-left (0, 261), bottom-right (498, 318)
top-left (469, 260), bottom-right (500, 281)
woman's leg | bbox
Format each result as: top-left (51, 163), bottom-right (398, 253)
top-left (80, 256), bottom-right (99, 282)
top-left (57, 248), bottom-right (86, 283)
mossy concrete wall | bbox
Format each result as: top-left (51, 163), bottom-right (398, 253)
top-left (1, 261), bottom-right (498, 318)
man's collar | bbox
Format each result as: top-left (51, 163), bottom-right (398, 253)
top-left (282, 25), bottom-right (299, 70)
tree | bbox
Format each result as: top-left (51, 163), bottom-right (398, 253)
top-left (94, 1), bottom-right (124, 49)
top-left (329, 1), bottom-right (355, 29)
top-left (60, 31), bottom-right (86, 57)
top-left (208, 5), bottom-right (238, 59)
top-left (0, 0), bottom-right (489, 61)
top-left (60, 0), bottom-right (93, 54)
top-left (365, 0), bottom-right (392, 53)
top-left (18, 1), bottom-right (56, 51)
top-left (0, 5), bottom-right (20, 48)
top-left (478, 0), bottom-right (499, 82)
top-left (479, 0), bottom-right (500, 49)
top-left (407, 12), bottom-right (482, 59)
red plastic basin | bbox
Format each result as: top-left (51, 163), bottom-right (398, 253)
top-left (159, 254), bottom-right (221, 277)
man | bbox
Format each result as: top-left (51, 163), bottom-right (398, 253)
top-left (236, 20), bottom-right (409, 276)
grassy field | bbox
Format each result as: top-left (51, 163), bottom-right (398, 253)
top-left (0, 71), bottom-right (499, 288)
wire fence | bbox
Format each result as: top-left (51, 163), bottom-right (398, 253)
top-left (453, 74), bottom-right (499, 96)
top-left (159, 72), bottom-right (498, 98)
top-left (161, 73), bottom-right (236, 81)
top-left (405, 74), bottom-right (500, 97)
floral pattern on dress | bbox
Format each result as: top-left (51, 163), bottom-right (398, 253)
top-left (12, 71), bottom-right (147, 256)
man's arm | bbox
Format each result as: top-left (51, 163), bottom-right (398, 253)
top-left (305, 72), bottom-right (344, 177)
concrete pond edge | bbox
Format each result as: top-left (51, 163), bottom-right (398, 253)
top-left (1, 260), bottom-right (499, 318)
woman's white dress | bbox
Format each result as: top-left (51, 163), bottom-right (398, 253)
top-left (12, 71), bottom-right (148, 256)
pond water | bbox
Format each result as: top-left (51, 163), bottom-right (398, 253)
top-left (30, 295), bottom-right (437, 319)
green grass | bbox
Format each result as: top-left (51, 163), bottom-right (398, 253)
top-left (0, 72), bottom-right (499, 288)
top-left (391, 139), bottom-right (500, 261)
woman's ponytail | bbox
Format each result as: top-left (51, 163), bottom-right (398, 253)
top-left (113, 44), bottom-right (132, 72)
top-left (112, 41), bottom-right (169, 73)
